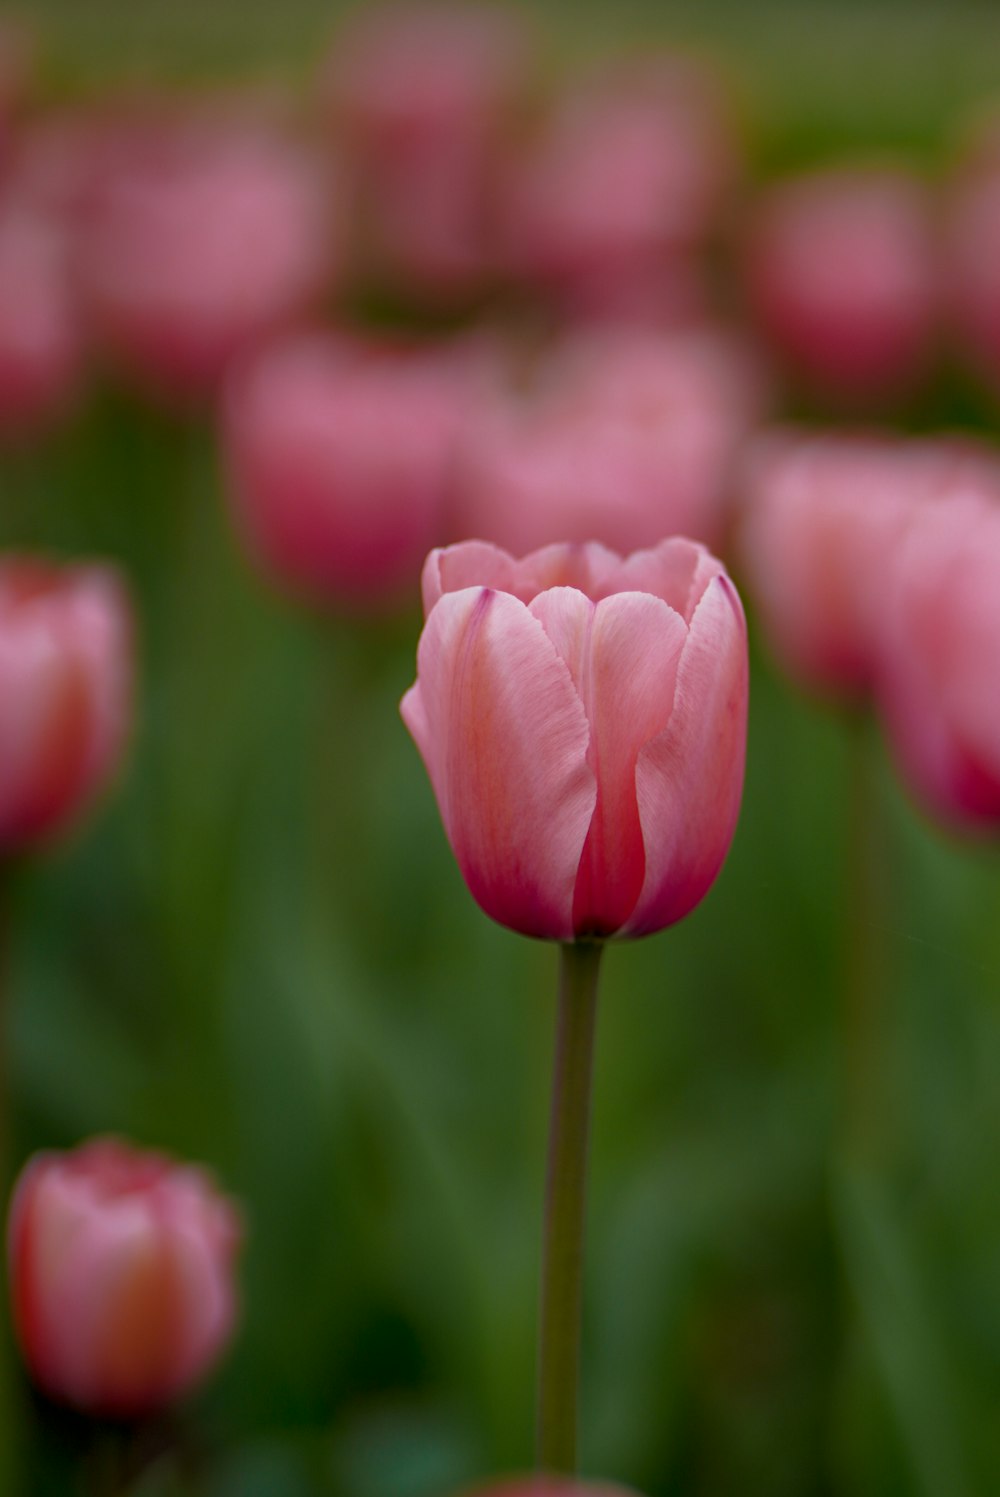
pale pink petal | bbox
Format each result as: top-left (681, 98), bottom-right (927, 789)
top-left (530, 588), bottom-right (687, 934)
top-left (605, 536), bottom-right (723, 617)
top-left (421, 540), bottom-right (519, 615)
top-left (401, 586), bottom-right (595, 939)
top-left (626, 576), bottom-right (748, 935)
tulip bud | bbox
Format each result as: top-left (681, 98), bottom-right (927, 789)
top-left (744, 166), bottom-right (939, 406)
top-left (501, 58), bottom-right (736, 323)
top-left (457, 326), bottom-right (764, 556)
top-left (8, 1136), bottom-right (241, 1417)
top-left (0, 558), bottom-right (132, 852)
top-left (80, 116), bottom-right (338, 402)
top-left (323, 2), bottom-right (528, 301)
top-left (402, 537), bottom-right (748, 941)
top-left (878, 489), bottom-right (1000, 828)
top-left (223, 331), bottom-right (493, 610)
top-left (739, 431), bottom-right (996, 699)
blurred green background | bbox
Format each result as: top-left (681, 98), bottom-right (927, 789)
top-left (3, 3), bottom-right (1000, 1495)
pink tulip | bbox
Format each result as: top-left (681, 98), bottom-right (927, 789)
top-left (323, 1), bottom-right (528, 300)
top-left (8, 1137), bottom-right (241, 1417)
top-left (457, 326), bottom-right (764, 556)
top-left (79, 116), bottom-right (338, 401)
top-left (401, 537), bottom-right (747, 941)
top-left (0, 207), bottom-right (83, 439)
top-left (878, 489), bottom-right (1000, 828)
top-left (223, 330), bottom-right (496, 610)
top-left (739, 432), bottom-right (996, 698)
top-left (744, 167), bottom-right (939, 405)
top-left (0, 558), bottom-right (132, 851)
top-left (501, 58), bottom-right (736, 322)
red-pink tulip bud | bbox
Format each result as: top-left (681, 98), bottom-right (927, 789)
top-left (744, 167), bottom-right (939, 405)
top-left (223, 331), bottom-right (495, 610)
top-left (502, 58), bottom-right (735, 323)
top-left (323, 2), bottom-right (528, 300)
top-left (878, 489), bottom-right (1000, 828)
top-left (739, 432), bottom-right (995, 699)
top-left (947, 132), bottom-right (1000, 397)
top-left (402, 537), bottom-right (748, 941)
top-left (458, 326), bottom-right (764, 556)
top-left (80, 118), bottom-right (338, 402)
top-left (8, 1137), bottom-right (241, 1418)
top-left (0, 558), bottom-right (132, 851)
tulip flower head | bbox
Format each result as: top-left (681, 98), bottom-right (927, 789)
top-left (224, 331), bottom-right (495, 610)
top-left (8, 1137), bottom-right (242, 1417)
top-left (0, 558), bottom-right (132, 852)
top-left (739, 431), bottom-right (996, 700)
top-left (0, 208), bottom-right (83, 440)
top-left (458, 326), bottom-right (764, 555)
top-left (744, 166), bottom-right (939, 405)
top-left (878, 489), bottom-right (1000, 828)
top-left (402, 538), bottom-right (748, 941)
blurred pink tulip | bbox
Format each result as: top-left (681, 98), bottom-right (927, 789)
top-left (224, 331), bottom-right (496, 609)
top-left (457, 326), bottom-right (764, 554)
top-left (502, 58), bottom-right (736, 322)
top-left (402, 537), bottom-right (747, 941)
top-left (878, 489), bottom-right (1000, 828)
top-left (739, 432), bottom-right (996, 698)
top-left (8, 1137), bottom-right (241, 1417)
top-left (0, 208), bottom-right (83, 439)
top-left (80, 118), bottom-right (338, 401)
top-left (0, 558), bottom-right (132, 851)
top-left (744, 167), bottom-right (939, 405)
top-left (324, 1), bottom-right (528, 300)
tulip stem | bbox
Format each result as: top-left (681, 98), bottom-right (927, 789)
top-left (537, 939), bottom-right (603, 1474)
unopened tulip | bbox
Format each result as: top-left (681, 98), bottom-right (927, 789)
top-left (458, 326), bottom-right (764, 554)
top-left (0, 558), bottom-right (131, 851)
top-left (401, 537), bottom-right (747, 941)
top-left (8, 1137), bottom-right (241, 1417)
top-left (502, 58), bottom-right (736, 322)
top-left (739, 432), bottom-right (996, 698)
top-left (80, 118), bottom-right (337, 401)
top-left (744, 167), bottom-right (939, 405)
top-left (878, 490), bottom-right (1000, 827)
top-left (0, 208), bottom-right (83, 439)
top-left (947, 131), bottom-right (1000, 395)
top-left (324, 1), bottom-right (527, 300)
top-left (223, 331), bottom-right (495, 609)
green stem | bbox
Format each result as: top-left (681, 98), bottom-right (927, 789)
top-left (841, 711), bottom-right (889, 1168)
top-left (0, 863), bottom-right (20, 1493)
top-left (537, 940), bottom-right (603, 1474)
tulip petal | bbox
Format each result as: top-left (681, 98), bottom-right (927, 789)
top-left (626, 575), bottom-right (747, 935)
top-left (402, 587), bottom-right (596, 939)
top-left (608, 537), bottom-right (723, 619)
top-left (530, 588), bottom-right (687, 935)
top-left (421, 542), bottom-right (520, 616)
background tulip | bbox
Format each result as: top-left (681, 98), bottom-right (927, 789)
top-left (223, 330), bottom-right (495, 610)
top-left (744, 166), bottom-right (939, 406)
top-left (738, 431), bottom-right (996, 698)
top-left (0, 208), bottom-right (82, 441)
top-left (0, 558), bottom-right (131, 852)
top-left (457, 326), bottom-right (763, 555)
top-left (8, 1136), bottom-right (241, 1417)
top-left (878, 490), bottom-right (1000, 828)
top-left (402, 537), bottom-right (748, 942)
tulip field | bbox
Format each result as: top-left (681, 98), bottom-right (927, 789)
top-left (3, 3), bottom-right (1000, 1496)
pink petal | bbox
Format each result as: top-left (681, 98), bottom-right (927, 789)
top-left (530, 588), bottom-right (688, 935)
top-left (626, 575), bottom-right (748, 935)
top-left (401, 586), bottom-right (595, 939)
top-left (605, 536), bottom-right (723, 617)
top-left (421, 540), bottom-right (519, 616)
